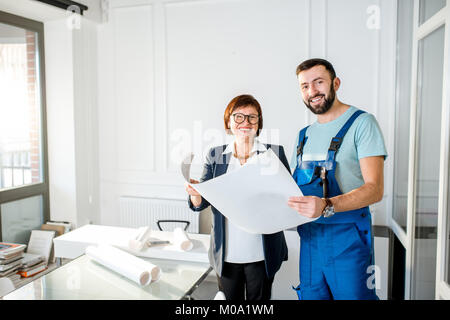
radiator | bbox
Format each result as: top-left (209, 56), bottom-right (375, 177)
top-left (118, 196), bottom-right (199, 233)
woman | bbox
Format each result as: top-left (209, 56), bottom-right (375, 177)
top-left (186, 94), bottom-right (289, 300)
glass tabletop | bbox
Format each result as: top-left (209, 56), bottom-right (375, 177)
top-left (3, 254), bottom-right (212, 300)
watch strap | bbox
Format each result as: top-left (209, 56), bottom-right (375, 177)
top-left (322, 198), bottom-right (334, 218)
top-left (323, 198), bottom-right (333, 209)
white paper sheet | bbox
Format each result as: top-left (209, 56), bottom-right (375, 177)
top-left (85, 244), bottom-right (161, 286)
top-left (183, 148), bottom-right (317, 234)
top-left (27, 230), bottom-right (56, 265)
top-left (173, 227), bottom-right (193, 251)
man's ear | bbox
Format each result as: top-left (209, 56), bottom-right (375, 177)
top-left (333, 77), bottom-right (341, 91)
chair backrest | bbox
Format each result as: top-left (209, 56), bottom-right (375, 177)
top-left (0, 277), bottom-right (15, 297)
top-left (156, 219), bottom-right (190, 231)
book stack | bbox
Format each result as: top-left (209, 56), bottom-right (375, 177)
top-left (0, 242), bottom-right (27, 287)
top-left (17, 253), bottom-right (47, 278)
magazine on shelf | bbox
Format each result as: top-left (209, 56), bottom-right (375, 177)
top-left (21, 253), bottom-right (45, 268)
top-left (0, 265), bottom-right (21, 277)
top-left (0, 258), bottom-right (23, 272)
top-left (0, 253), bottom-right (24, 265)
top-left (0, 242), bottom-right (26, 258)
top-left (18, 262), bottom-right (47, 278)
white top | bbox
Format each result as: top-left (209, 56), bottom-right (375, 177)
top-left (222, 139), bottom-right (266, 263)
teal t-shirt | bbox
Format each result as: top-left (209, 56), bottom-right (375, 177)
top-left (290, 106), bottom-right (387, 194)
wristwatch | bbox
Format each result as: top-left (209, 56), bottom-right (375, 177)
top-left (322, 198), bottom-right (335, 218)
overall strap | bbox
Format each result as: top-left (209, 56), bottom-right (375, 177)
top-left (296, 126), bottom-right (310, 160)
top-left (326, 109), bottom-right (366, 161)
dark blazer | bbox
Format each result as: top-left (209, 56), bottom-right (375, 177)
top-left (188, 143), bottom-right (289, 278)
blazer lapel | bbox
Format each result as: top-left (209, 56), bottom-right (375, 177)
top-left (214, 152), bottom-right (230, 178)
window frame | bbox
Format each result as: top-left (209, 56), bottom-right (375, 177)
top-left (0, 10), bottom-right (50, 240)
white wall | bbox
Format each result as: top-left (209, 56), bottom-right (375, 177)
top-left (97, 0), bottom-right (397, 228)
top-left (44, 16), bottom-right (101, 229)
top-left (44, 19), bottom-right (78, 226)
top-left (73, 18), bottom-right (101, 227)
top-left (97, 0), bottom-right (310, 226)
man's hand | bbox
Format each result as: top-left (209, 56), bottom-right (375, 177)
top-left (288, 196), bottom-right (326, 219)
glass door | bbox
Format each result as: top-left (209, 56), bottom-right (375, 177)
top-left (435, 2), bottom-right (450, 300)
top-left (404, 0), bottom-right (449, 300)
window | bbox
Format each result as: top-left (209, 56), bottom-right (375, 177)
top-left (0, 11), bottom-right (49, 243)
top-left (419, 0), bottom-right (446, 26)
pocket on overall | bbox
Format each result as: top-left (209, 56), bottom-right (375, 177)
top-left (296, 166), bottom-right (316, 185)
top-left (296, 160), bottom-right (325, 184)
top-left (295, 164), bottom-right (325, 197)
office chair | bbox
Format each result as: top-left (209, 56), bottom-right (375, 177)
top-left (156, 220), bottom-right (190, 232)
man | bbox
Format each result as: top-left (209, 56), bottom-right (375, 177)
top-left (288, 58), bottom-right (387, 300)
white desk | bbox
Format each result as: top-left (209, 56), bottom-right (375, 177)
top-left (53, 224), bottom-right (210, 263)
top-left (3, 254), bottom-right (211, 300)
top-left (3, 224), bottom-right (213, 300)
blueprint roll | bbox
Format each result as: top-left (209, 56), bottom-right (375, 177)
top-left (101, 245), bottom-right (161, 282)
top-left (173, 227), bottom-right (193, 251)
top-left (125, 251), bottom-right (161, 283)
top-left (85, 244), bottom-right (161, 286)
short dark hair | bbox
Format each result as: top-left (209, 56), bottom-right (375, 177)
top-left (224, 94), bottom-right (263, 136)
top-left (295, 58), bottom-right (336, 80)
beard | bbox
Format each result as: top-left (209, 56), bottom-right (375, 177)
top-left (304, 84), bottom-right (336, 115)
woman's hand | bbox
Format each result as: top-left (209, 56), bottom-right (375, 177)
top-left (186, 179), bottom-right (202, 207)
top-left (287, 196), bottom-right (326, 219)
top-left (185, 179), bottom-right (201, 196)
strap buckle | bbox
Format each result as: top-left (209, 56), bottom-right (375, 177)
top-left (297, 140), bottom-right (305, 157)
top-left (328, 137), bottom-right (343, 152)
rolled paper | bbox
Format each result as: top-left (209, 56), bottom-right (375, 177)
top-left (173, 227), bottom-right (193, 251)
top-left (128, 226), bottom-right (152, 251)
top-left (85, 244), bottom-right (161, 286)
top-left (128, 239), bottom-right (144, 251)
top-left (124, 251), bottom-right (161, 283)
top-left (101, 244), bottom-right (161, 283)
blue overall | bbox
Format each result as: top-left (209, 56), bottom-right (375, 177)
top-left (292, 110), bottom-right (378, 300)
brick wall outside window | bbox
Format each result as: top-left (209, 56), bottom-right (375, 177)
top-left (26, 31), bottom-right (40, 183)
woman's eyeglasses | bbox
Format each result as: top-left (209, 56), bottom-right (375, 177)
top-left (232, 113), bottom-right (259, 124)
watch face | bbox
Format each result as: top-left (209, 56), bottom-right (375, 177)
top-left (324, 206), bottom-right (335, 218)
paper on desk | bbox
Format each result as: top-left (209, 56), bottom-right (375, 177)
top-left (173, 227), bottom-right (193, 251)
top-left (86, 244), bottom-right (161, 286)
top-left (182, 148), bottom-right (317, 234)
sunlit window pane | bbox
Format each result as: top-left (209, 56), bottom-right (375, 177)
top-left (0, 22), bottom-right (43, 189)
